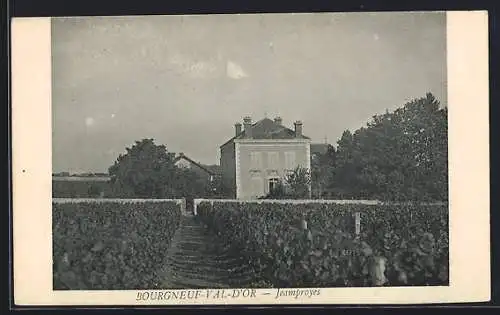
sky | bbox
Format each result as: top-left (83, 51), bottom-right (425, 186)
top-left (51, 12), bottom-right (447, 173)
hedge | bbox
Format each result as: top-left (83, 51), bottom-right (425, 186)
top-left (52, 199), bottom-right (182, 290)
top-left (197, 201), bottom-right (448, 288)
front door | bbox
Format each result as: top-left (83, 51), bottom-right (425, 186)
top-left (268, 177), bottom-right (280, 194)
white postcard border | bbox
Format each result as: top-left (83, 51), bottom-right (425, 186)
top-left (12, 11), bottom-right (490, 305)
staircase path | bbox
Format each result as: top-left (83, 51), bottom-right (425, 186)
top-left (161, 214), bottom-right (257, 289)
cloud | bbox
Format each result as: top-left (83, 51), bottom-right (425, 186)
top-left (188, 61), bottom-right (218, 78)
top-left (166, 54), bottom-right (248, 80)
top-left (168, 54), bottom-right (218, 79)
top-left (226, 61), bottom-right (248, 79)
top-left (85, 117), bottom-right (95, 126)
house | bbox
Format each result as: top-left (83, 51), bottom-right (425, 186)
top-left (220, 116), bottom-right (312, 199)
top-left (173, 153), bottom-right (220, 183)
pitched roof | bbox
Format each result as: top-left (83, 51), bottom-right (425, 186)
top-left (221, 118), bottom-right (310, 147)
top-left (174, 154), bottom-right (217, 175)
top-left (202, 164), bottom-right (222, 175)
top-left (310, 143), bottom-right (330, 155)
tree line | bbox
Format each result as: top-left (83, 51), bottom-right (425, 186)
top-left (310, 92), bottom-right (448, 201)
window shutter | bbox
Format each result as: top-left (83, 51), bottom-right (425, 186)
top-left (268, 152), bottom-right (279, 169)
top-left (285, 151), bottom-right (296, 170)
top-left (250, 152), bottom-right (262, 169)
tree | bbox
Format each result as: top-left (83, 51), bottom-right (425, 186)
top-left (311, 144), bottom-right (336, 198)
top-left (330, 130), bottom-right (358, 199)
top-left (108, 139), bottom-right (177, 198)
top-left (329, 93), bottom-right (448, 201)
top-left (286, 166), bottom-right (312, 199)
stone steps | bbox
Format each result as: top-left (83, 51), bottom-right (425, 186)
top-left (160, 215), bottom-right (258, 289)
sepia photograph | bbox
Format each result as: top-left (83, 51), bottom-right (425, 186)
top-left (51, 12), bottom-right (449, 291)
top-left (11, 10), bottom-right (490, 305)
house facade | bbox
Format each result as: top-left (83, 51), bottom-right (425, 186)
top-left (220, 116), bottom-right (311, 199)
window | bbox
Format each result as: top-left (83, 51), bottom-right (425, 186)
top-left (284, 151), bottom-right (296, 170)
top-left (268, 177), bottom-right (280, 193)
top-left (250, 152), bottom-right (262, 169)
top-left (267, 152), bottom-right (279, 169)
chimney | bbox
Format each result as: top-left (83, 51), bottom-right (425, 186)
top-left (243, 116), bottom-right (252, 138)
top-left (294, 121), bottom-right (303, 138)
top-left (274, 116), bottom-right (282, 125)
top-left (235, 123), bottom-right (242, 136)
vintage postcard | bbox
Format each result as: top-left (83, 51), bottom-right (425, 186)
top-left (12, 11), bottom-right (490, 306)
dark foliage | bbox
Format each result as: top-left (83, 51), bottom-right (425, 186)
top-left (198, 201), bottom-right (448, 288)
top-left (53, 200), bottom-right (182, 290)
top-left (312, 93), bottom-right (447, 201)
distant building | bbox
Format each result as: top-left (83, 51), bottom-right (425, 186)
top-left (220, 116), bottom-right (311, 199)
top-left (173, 153), bottom-right (220, 183)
